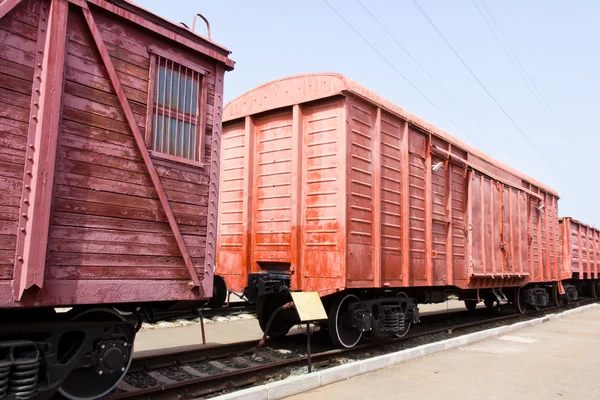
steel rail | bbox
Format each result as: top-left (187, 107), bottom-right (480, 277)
top-left (107, 299), bottom-right (598, 400)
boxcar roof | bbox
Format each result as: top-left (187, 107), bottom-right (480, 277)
top-left (223, 72), bottom-right (558, 197)
top-left (86, 0), bottom-right (234, 69)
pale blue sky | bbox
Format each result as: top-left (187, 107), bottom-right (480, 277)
top-left (139, 0), bottom-right (600, 225)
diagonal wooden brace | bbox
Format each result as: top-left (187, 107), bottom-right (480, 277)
top-left (80, 2), bottom-right (201, 288)
top-left (0, 0), bottom-right (24, 20)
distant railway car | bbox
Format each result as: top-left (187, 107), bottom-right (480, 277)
top-left (0, 0), bottom-right (233, 398)
top-left (216, 73), bottom-right (568, 348)
top-left (560, 217), bottom-right (600, 297)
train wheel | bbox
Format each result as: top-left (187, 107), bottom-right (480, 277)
top-left (58, 308), bottom-right (133, 400)
top-left (206, 275), bottom-right (228, 309)
top-left (395, 292), bottom-right (411, 338)
top-left (329, 294), bottom-right (362, 348)
top-left (257, 296), bottom-right (293, 339)
top-left (513, 287), bottom-right (527, 314)
top-left (553, 283), bottom-right (563, 307)
top-left (484, 299), bottom-right (496, 309)
top-left (464, 300), bottom-right (478, 312)
top-left (591, 281), bottom-right (599, 299)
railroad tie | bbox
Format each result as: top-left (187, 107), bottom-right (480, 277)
top-left (115, 380), bottom-right (137, 392)
top-left (207, 361), bottom-right (237, 372)
top-left (181, 366), bottom-right (210, 378)
top-left (232, 356), bottom-right (260, 368)
top-left (147, 371), bottom-right (179, 385)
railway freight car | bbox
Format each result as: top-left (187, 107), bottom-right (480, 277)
top-left (560, 217), bottom-right (600, 298)
top-left (0, 0), bottom-right (233, 398)
top-left (216, 73), bottom-right (570, 348)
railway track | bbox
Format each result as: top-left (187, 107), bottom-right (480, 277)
top-left (97, 299), bottom-right (597, 400)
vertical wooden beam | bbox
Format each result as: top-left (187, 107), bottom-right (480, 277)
top-left (241, 116), bottom-right (255, 285)
top-left (81, 4), bottom-right (201, 288)
top-left (372, 108), bottom-right (382, 288)
top-left (444, 150), bottom-right (453, 285)
top-left (0, 0), bottom-right (23, 20)
top-left (466, 170), bottom-right (473, 282)
top-left (400, 121), bottom-right (409, 286)
top-left (586, 225), bottom-right (592, 280)
top-left (517, 193), bottom-right (523, 274)
top-left (290, 105), bottom-right (303, 291)
top-left (508, 189), bottom-right (515, 274)
top-left (424, 134), bottom-right (432, 286)
top-left (14, 0), bottom-right (68, 300)
top-left (480, 175), bottom-right (486, 274)
top-left (203, 64), bottom-right (224, 295)
top-left (577, 219), bottom-right (582, 279)
top-left (499, 184), bottom-right (505, 275)
top-left (527, 195), bottom-right (533, 278)
top-left (489, 180), bottom-right (495, 274)
top-left (537, 197), bottom-right (547, 282)
top-left (593, 227), bottom-right (598, 279)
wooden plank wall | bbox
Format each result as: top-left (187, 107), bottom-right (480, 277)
top-left (0, 0), bottom-right (40, 281)
top-left (45, 7), bottom-right (215, 281)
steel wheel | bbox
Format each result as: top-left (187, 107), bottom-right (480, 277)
top-left (257, 296), bottom-right (293, 339)
top-left (395, 292), bottom-right (411, 338)
top-left (514, 287), bottom-right (527, 315)
top-left (329, 294), bottom-right (362, 348)
top-left (592, 281), bottom-right (599, 299)
top-left (464, 300), bottom-right (478, 312)
top-left (553, 283), bottom-right (563, 307)
top-left (484, 299), bottom-right (495, 309)
top-left (58, 308), bottom-right (133, 400)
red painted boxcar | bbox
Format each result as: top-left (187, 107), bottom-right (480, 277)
top-left (0, 0), bottom-right (233, 398)
top-left (216, 73), bottom-right (568, 347)
top-left (560, 217), bottom-right (600, 296)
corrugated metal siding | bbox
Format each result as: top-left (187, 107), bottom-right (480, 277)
top-left (216, 121), bottom-right (245, 289)
top-left (251, 112), bottom-right (293, 261)
top-left (347, 98), bottom-right (375, 281)
top-left (302, 100), bottom-right (344, 286)
top-left (380, 113), bottom-right (403, 284)
top-left (562, 218), bottom-right (600, 279)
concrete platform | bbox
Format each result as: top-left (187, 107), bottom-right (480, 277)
top-left (133, 300), bottom-right (471, 358)
top-left (286, 306), bottom-right (600, 400)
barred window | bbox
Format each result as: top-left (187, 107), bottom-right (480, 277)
top-left (148, 54), bottom-right (206, 163)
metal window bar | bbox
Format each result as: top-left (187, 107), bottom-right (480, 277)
top-left (151, 55), bottom-right (202, 161)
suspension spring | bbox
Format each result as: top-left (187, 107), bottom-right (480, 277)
top-left (0, 361), bottom-right (9, 399)
top-left (8, 360), bottom-right (39, 399)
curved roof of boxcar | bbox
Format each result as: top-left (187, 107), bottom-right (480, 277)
top-left (223, 72), bottom-right (558, 197)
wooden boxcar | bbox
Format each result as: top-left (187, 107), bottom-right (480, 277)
top-left (216, 73), bottom-right (568, 347)
top-left (0, 0), bottom-right (233, 398)
top-left (560, 217), bottom-right (600, 296)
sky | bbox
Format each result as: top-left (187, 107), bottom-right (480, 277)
top-left (139, 0), bottom-right (600, 226)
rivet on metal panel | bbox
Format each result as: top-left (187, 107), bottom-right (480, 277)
top-left (27, 171), bottom-right (32, 176)
top-left (20, 228), bottom-right (25, 233)
top-left (32, 116), bottom-right (37, 121)
top-left (37, 63), bottom-right (41, 67)
top-left (38, 49), bottom-right (43, 54)
top-left (17, 257), bottom-right (23, 262)
top-left (33, 102), bottom-right (39, 107)
top-left (188, 281), bottom-right (195, 289)
top-left (23, 200), bottom-right (29, 204)
top-left (25, 185), bottom-right (30, 190)
top-left (29, 145), bottom-right (34, 149)
top-left (27, 157), bottom-right (33, 161)
top-left (21, 214), bottom-right (27, 218)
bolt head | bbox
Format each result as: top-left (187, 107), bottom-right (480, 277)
top-left (101, 344), bottom-right (105, 349)
top-left (121, 367), bottom-right (125, 372)
top-left (98, 370), bottom-right (103, 375)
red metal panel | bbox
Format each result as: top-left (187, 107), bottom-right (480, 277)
top-left (13, 0), bottom-right (68, 300)
top-left (347, 97), bottom-right (375, 283)
top-left (380, 112), bottom-right (403, 286)
top-left (81, 3), bottom-right (201, 288)
top-left (217, 74), bottom-right (565, 297)
top-left (216, 121), bottom-right (247, 292)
